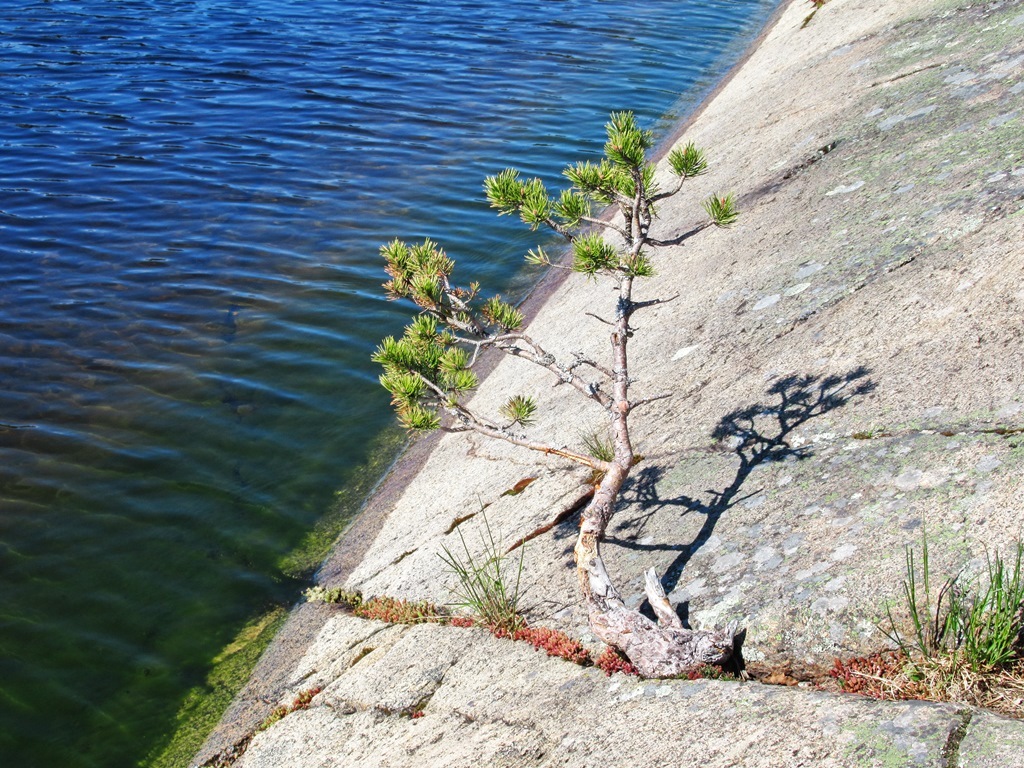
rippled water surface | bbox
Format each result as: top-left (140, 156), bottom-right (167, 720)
top-left (0, 0), bottom-right (778, 764)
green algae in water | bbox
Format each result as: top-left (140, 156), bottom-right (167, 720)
top-left (144, 607), bottom-right (288, 768)
top-left (143, 425), bottom-right (407, 767)
top-left (278, 425), bottom-right (407, 580)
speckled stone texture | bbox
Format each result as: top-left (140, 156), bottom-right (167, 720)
top-left (236, 619), bottom-right (1024, 768)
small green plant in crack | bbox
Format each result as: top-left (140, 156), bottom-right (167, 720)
top-left (883, 533), bottom-right (951, 662)
top-left (884, 535), bottom-right (1024, 671)
top-left (303, 585), bottom-right (364, 608)
top-left (851, 424), bottom-right (891, 440)
top-left (581, 430), bottom-right (615, 463)
top-left (681, 664), bottom-right (737, 681)
top-left (581, 429), bottom-right (615, 485)
top-left (865, 533), bottom-right (1024, 714)
top-left (304, 586), bottom-right (445, 624)
top-left (831, 540), bottom-right (1024, 718)
top-left (957, 544), bottom-right (1024, 671)
top-left (439, 511), bottom-right (525, 633)
top-left (257, 686), bottom-right (323, 733)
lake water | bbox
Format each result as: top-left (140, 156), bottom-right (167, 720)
top-left (0, 0), bottom-right (778, 765)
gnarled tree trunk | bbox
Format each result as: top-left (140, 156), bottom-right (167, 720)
top-left (571, 281), bottom-right (739, 676)
top-left (573, 465), bottom-right (738, 677)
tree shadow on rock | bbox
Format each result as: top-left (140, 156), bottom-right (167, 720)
top-left (613, 367), bottom-right (875, 615)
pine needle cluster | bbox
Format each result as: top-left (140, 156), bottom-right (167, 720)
top-left (373, 111), bottom-right (735, 441)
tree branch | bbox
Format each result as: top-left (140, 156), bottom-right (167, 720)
top-left (450, 332), bottom-right (530, 367)
top-left (630, 167), bottom-right (644, 250)
top-left (570, 354), bottom-right (614, 381)
top-left (578, 215), bottom-right (629, 240)
top-left (542, 217), bottom-right (575, 242)
top-left (500, 345), bottom-right (612, 410)
top-left (453, 414), bottom-right (611, 470)
top-left (644, 567), bottom-right (684, 629)
top-left (439, 277), bottom-right (486, 336)
top-left (440, 331), bottom-right (614, 409)
top-left (650, 176), bottom-right (685, 203)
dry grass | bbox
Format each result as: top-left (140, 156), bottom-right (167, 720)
top-left (839, 536), bottom-right (1024, 718)
top-left (438, 512), bottom-right (526, 634)
top-left (829, 651), bottom-right (1024, 719)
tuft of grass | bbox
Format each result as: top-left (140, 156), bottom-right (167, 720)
top-left (581, 430), bottom-right (614, 463)
top-left (883, 533), bottom-right (954, 660)
top-left (304, 531), bottom-right (528, 632)
top-left (439, 512), bottom-right (525, 633)
top-left (842, 536), bottom-right (1024, 718)
top-left (957, 545), bottom-right (1024, 671)
top-left (883, 536), bottom-right (1024, 672)
top-left (581, 430), bottom-right (614, 485)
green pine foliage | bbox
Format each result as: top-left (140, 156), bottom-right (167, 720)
top-left (702, 193), bottom-right (739, 228)
top-left (373, 239), bottom-right (530, 431)
top-left (603, 109), bottom-right (653, 167)
top-left (482, 296), bottom-right (524, 331)
top-left (623, 252), bottom-right (655, 278)
top-left (562, 160), bottom-right (624, 204)
top-left (571, 233), bottom-right (619, 277)
top-left (554, 188), bottom-right (591, 227)
top-left (499, 394), bottom-right (538, 426)
top-left (667, 142), bottom-right (709, 180)
top-left (375, 111), bottom-right (736, 435)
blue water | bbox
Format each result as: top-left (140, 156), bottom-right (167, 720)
top-left (0, 0), bottom-right (778, 765)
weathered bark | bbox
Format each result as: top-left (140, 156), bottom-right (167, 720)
top-left (571, 262), bottom-right (740, 675)
top-left (573, 470), bottom-right (738, 677)
top-left (574, 487), bottom-right (738, 677)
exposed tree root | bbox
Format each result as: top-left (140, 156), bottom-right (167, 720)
top-left (574, 469), bottom-right (738, 678)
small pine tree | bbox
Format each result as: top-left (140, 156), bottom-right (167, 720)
top-left (374, 112), bottom-right (738, 676)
